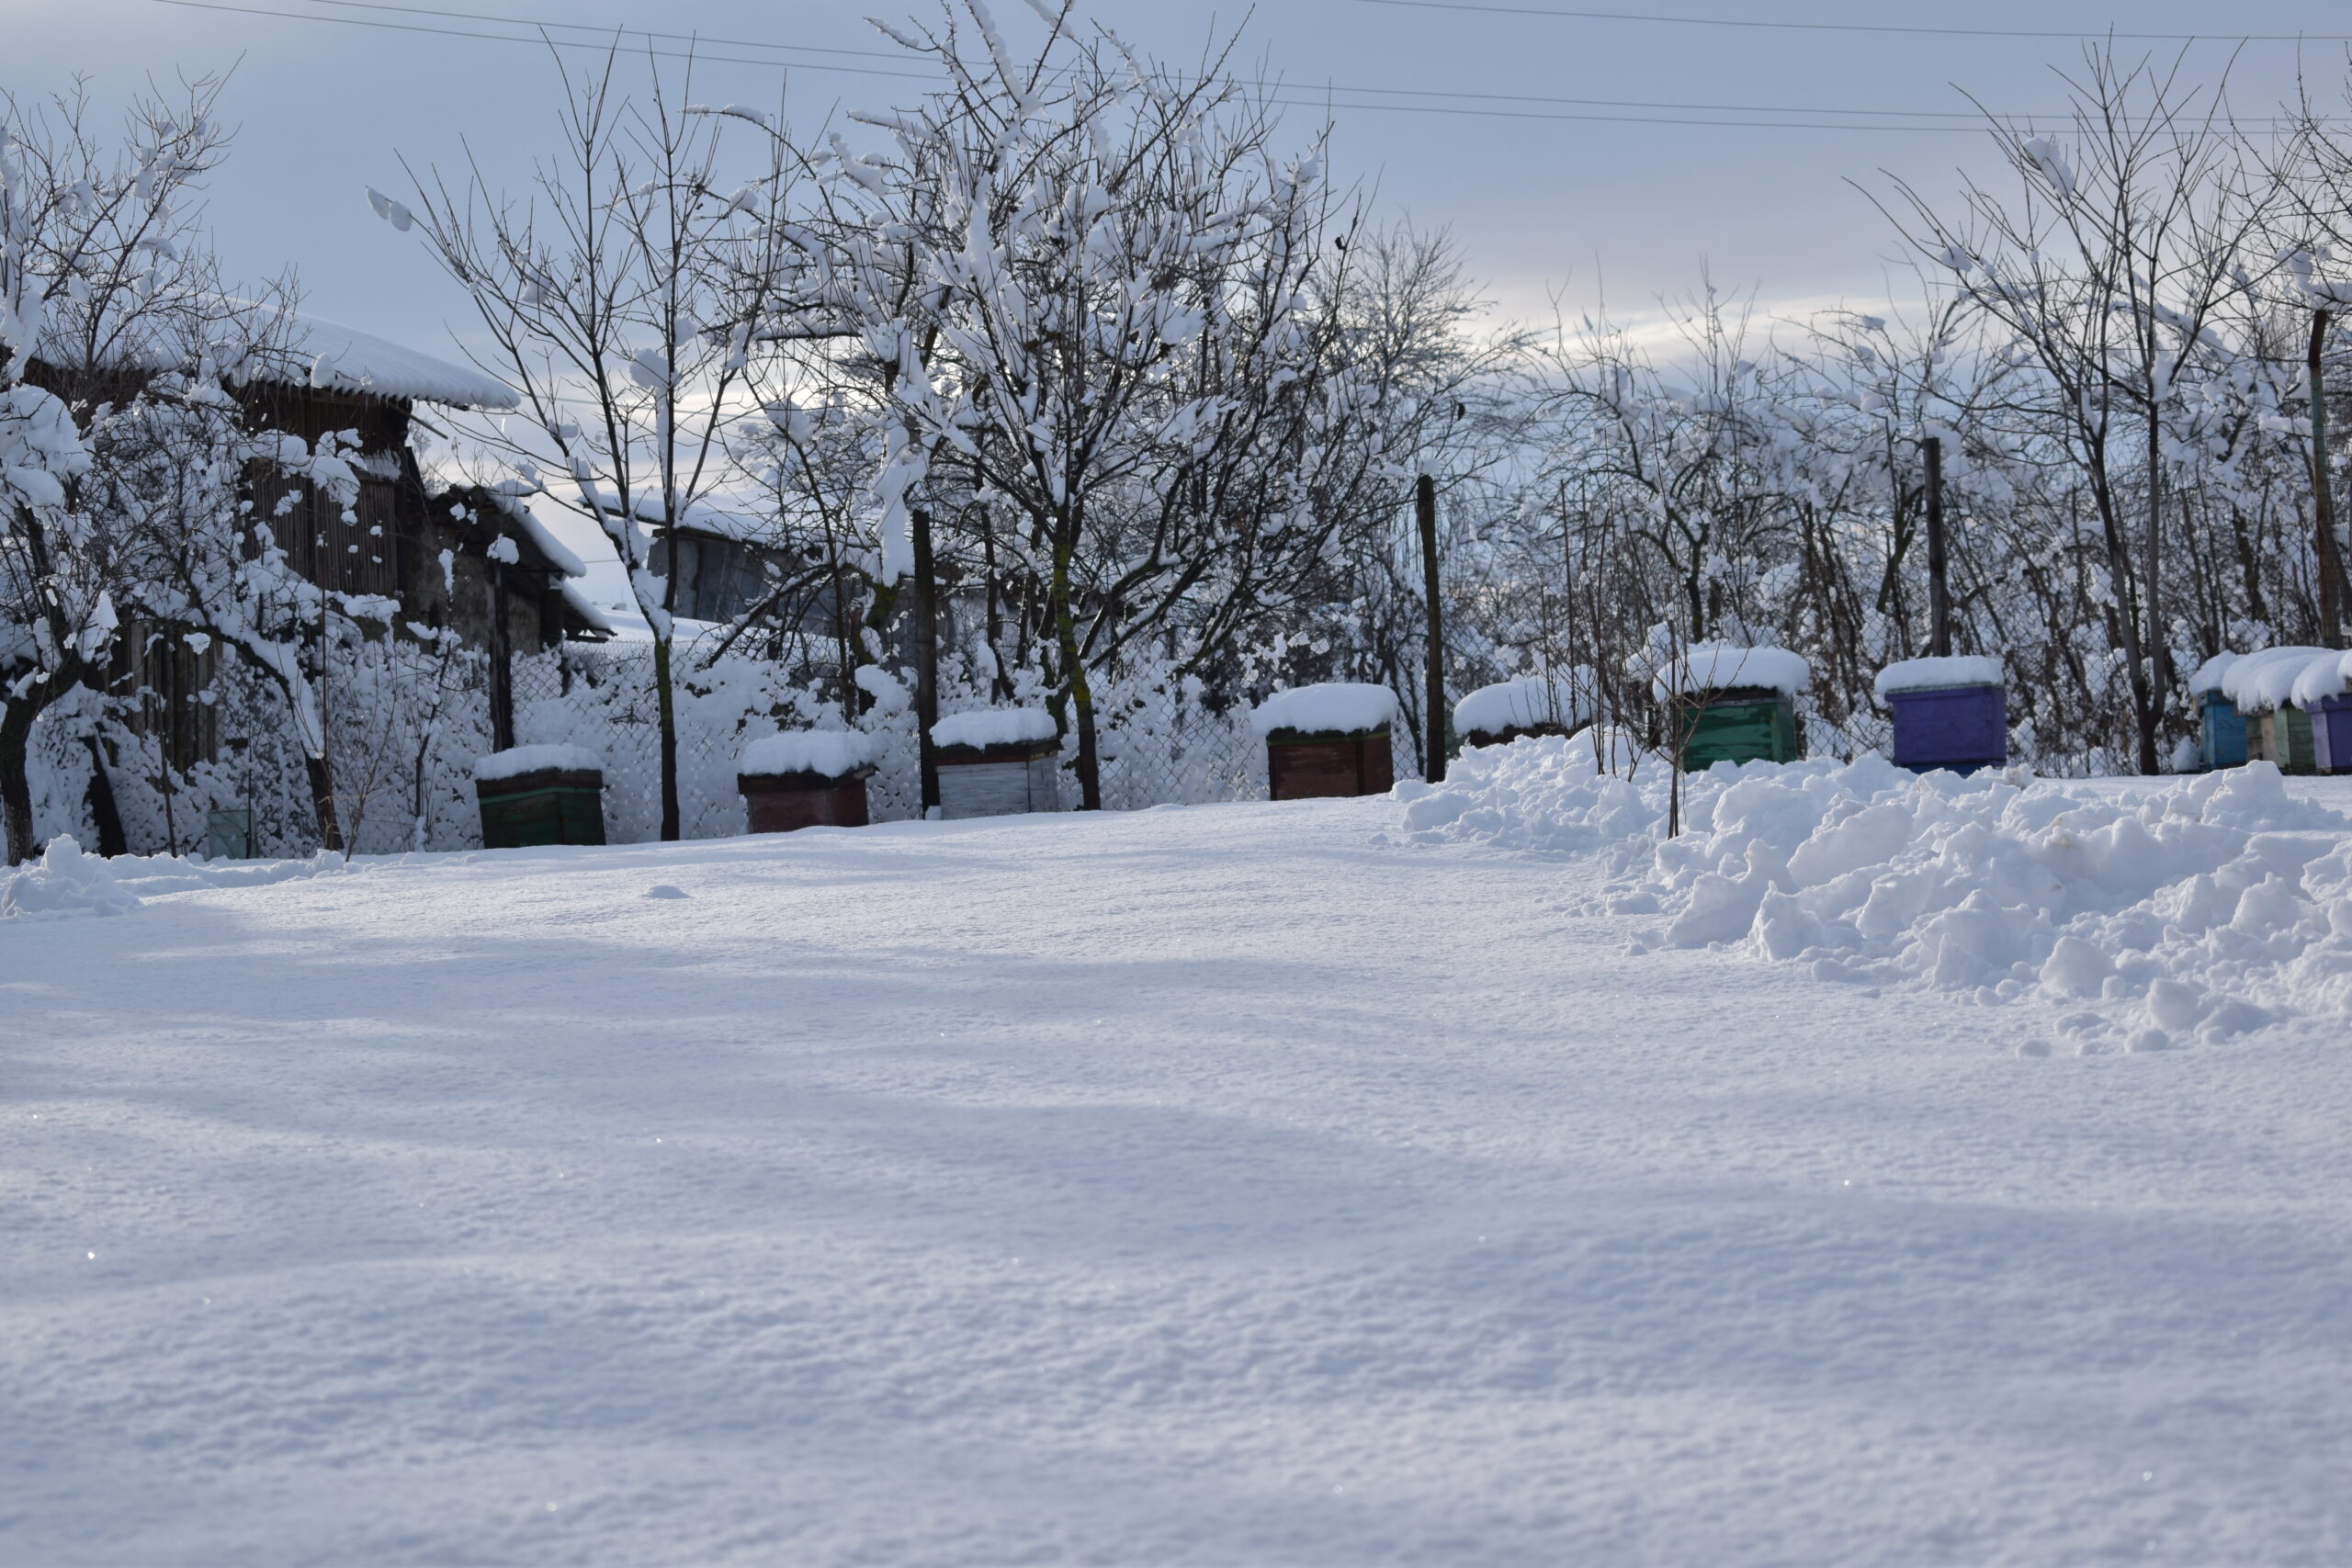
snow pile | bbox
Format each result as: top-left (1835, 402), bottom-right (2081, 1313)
top-left (1651, 644), bottom-right (1809, 700)
top-left (741, 730), bottom-right (879, 777)
top-left (474, 743), bottom-right (602, 782)
top-left (933, 708), bottom-right (1057, 750)
top-left (0, 837), bottom-right (139, 920)
top-left (1250, 682), bottom-right (1399, 738)
top-left (1396, 737), bottom-right (2352, 1046)
top-left (2221, 647), bottom-right (2333, 713)
top-left (1874, 655), bottom-right (2003, 698)
top-left (1455, 671), bottom-right (1590, 738)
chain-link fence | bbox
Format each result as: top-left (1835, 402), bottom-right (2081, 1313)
top-left (35, 636), bottom-right (1430, 857)
top-left (514, 643), bottom-right (1284, 834)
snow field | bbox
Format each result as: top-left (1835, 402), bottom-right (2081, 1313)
top-left (4, 795), bottom-right (2351, 1563)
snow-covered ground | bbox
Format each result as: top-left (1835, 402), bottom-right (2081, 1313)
top-left (6, 761), bottom-right (2352, 1564)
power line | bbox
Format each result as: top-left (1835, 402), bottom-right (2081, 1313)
top-left (1348, 0), bottom-right (2352, 44)
top-left (300, 0), bottom-right (916, 63)
top-left (292, 0), bottom-right (2016, 120)
top-left (151, 0), bottom-right (2313, 132)
top-left (282, 0), bottom-right (2278, 121)
top-left (153, 0), bottom-right (949, 83)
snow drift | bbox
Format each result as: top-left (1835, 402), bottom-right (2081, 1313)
top-left (1396, 738), bottom-right (2352, 1048)
top-left (0, 837), bottom-right (139, 919)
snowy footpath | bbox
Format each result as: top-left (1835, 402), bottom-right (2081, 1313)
top-left (6, 749), bottom-right (2352, 1564)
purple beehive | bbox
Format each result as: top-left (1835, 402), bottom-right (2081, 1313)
top-left (1887, 683), bottom-right (2006, 773)
top-left (2313, 693), bottom-right (2352, 773)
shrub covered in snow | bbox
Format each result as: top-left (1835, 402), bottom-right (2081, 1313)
top-left (1395, 736), bottom-right (2352, 1048)
top-left (1250, 682), bottom-right (1399, 738)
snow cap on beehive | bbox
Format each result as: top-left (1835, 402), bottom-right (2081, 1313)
top-left (2221, 647), bottom-right (2335, 713)
top-left (1873, 654), bottom-right (2003, 700)
top-left (741, 730), bottom-right (880, 778)
top-left (473, 743), bottom-right (601, 781)
top-left (1454, 671), bottom-right (1590, 738)
top-left (932, 708), bottom-right (1057, 750)
top-left (1250, 682), bottom-right (1399, 738)
top-left (1651, 645), bottom-right (1809, 702)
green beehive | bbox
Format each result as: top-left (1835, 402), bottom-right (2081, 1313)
top-left (1673, 688), bottom-right (1800, 771)
top-left (474, 746), bottom-right (607, 849)
top-left (2252, 705), bottom-right (2318, 775)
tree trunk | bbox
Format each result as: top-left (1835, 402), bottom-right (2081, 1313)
top-left (2142, 405), bottom-right (2165, 774)
top-left (83, 735), bottom-right (128, 857)
top-left (2311, 310), bottom-right (2344, 645)
top-left (910, 507), bottom-right (941, 814)
top-left (652, 634), bottom-right (681, 841)
top-left (305, 751), bottom-right (345, 854)
top-left (1048, 534), bottom-right (1102, 811)
top-left (1, 700), bottom-right (38, 864)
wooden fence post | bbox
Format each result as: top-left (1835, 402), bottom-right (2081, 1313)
top-left (1418, 472), bottom-right (1445, 784)
top-left (1925, 435), bottom-right (1951, 659)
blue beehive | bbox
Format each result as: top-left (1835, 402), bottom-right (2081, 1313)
top-left (2199, 690), bottom-right (2248, 771)
top-left (1878, 657), bottom-right (2006, 774)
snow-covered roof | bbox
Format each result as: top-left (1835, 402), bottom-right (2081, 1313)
top-left (1454, 672), bottom-right (1590, 737)
top-left (2220, 647), bottom-right (2335, 713)
top-left (1874, 655), bottom-right (2003, 698)
top-left (1651, 645), bottom-right (1809, 701)
top-left (36, 300), bottom-right (517, 411)
top-left (246, 311), bottom-right (517, 411)
top-left (933, 708), bottom-right (1057, 750)
top-left (1250, 682), bottom-right (1399, 738)
top-left (583, 488), bottom-right (770, 543)
top-left (483, 484), bottom-right (587, 578)
top-left (559, 580), bottom-right (616, 637)
top-left (741, 730), bottom-right (879, 778)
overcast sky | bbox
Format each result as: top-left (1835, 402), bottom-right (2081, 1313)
top-left (10, 0), bottom-right (2348, 350)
